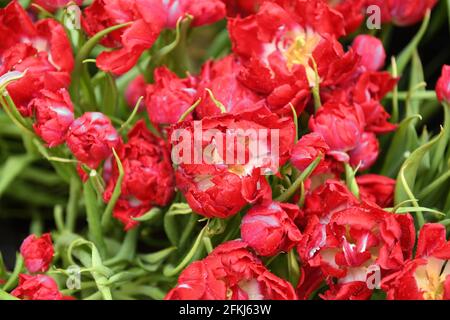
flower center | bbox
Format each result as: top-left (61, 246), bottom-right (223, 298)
top-left (238, 279), bottom-right (264, 300)
top-left (283, 28), bottom-right (322, 87)
top-left (414, 258), bottom-right (450, 300)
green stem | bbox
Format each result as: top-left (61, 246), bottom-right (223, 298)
top-left (105, 228), bottom-right (139, 266)
top-left (203, 237), bottom-right (213, 254)
top-left (119, 96), bottom-right (143, 132)
top-left (66, 176), bottom-right (81, 232)
top-left (0, 289), bottom-right (19, 300)
top-left (101, 148), bottom-right (124, 228)
top-left (311, 58), bottom-right (321, 112)
top-left (386, 90), bottom-right (437, 101)
top-left (345, 163), bottom-right (360, 198)
top-left (83, 179), bottom-right (106, 257)
top-left (71, 22), bottom-right (132, 106)
top-left (418, 171), bottom-right (450, 199)
top-left (178, 98), bottom-right (202, 123)
top-left (179, 214), bottom-right (199, 250)
top-left (276, 156), bottom-right (322, 202)
top-left (287, 249), bottom-right (300, 286)
top-left (2, 255), bottom-right (23, 292)
top-left (391, 57), bottom-right (399, 124)
top-left (164, 225), bottom-right (207, 277)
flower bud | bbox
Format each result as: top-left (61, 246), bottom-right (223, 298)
top-left (165, 240), bottom-right (297, 300)
top-left (12, 274), bottom-right (69, 300)
top-left (103, 120), bottom-right (175, 230)
top-left (290, 133), bottom-right (329, 173)
top-left (30, 89), bottom-right (74, 147)
top-left (309, 102), bottom-right (365, 163)
top-left (352, 35), bottom-right (386, 71)
top-left (145, 67), bottom-right (197, 124)
top-left (349, 132), bottom-right (379, 170)
top-left (125, 75), bottom-right (146, 111)
top-left (356, 174), bottom-right (395, 208)
top-left (436, 65), bottom-right (450, 104)
top-left (20, 233), bottom-right (54, 273)
top-left (241, 202), bottom-right (302, 256)
top-left (389, 0), bottom-right (437, 26)
top-left (66, 112), bottom-right (121, 169)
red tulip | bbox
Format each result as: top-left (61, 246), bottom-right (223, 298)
top-left (228, 0), bottom-right (351, 113)
top-left (195, 55), bottom-right (262, 118)
top-left (125, 75), bottom-right (147, 111)
top-left (382, 223), bottom-right (450, 300)
top-left (171, 105), bottom-right (294, 218)
top-left (356, 174), bottom-right (396, 208)
top-left (241, 202), bottom-right (302, 256)
top-left (0, 1), bottom-right (73, 116)
top-left (165, 240), bottom-right (297, 300)
top-left (309, 101), bottom-right (365, 163)
top-left (436, 65), bottom-right (450, 104)
top-left (66, 112), bottom-right (121, 169)
top-left (33, 0), bottom-right (83, 12)
top-left (162, 0), bottom-right (226, 28)
top-left (30, 89), bottom-right (74, 147)
top-left (348, 131), bottom-right (379, 170)
top-left (145, 67), bottom-right (197, 124)
top-left (103, 120), bottom-right (175, 230)
top-left (389, 0), bottom-right (437, 26)
top-left (290, 132), bottom-right (330, 173)
top-left (12, 275), bottom-right (69, 300)
top-left (20, 233), bottom-right (54, 273)
top-left (352, 35), bottom-right (386, 71)
top-left (82, 0), bottom-right (165, 75)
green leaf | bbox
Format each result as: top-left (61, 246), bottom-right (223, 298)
top-left (83, 178), bottom-right (106, 257)
top-left (0, 289), bottom-right (19, 300)
top-left (75, 23), bottom-right (132, 68)
top-left (207, 29), bottom-right (231, 59)
top-left (447, 0), bottom-right (450, 34)
top-left (430, 105), bottom-right (450, 174)
top-left (18, 0), bottom-right (31, 8)
top-left (345, 162), bottom-right (359, 198)
top-left (395, 129), bottom-right (444, 226)
top-left (389, 10), bottom-right (431, 75)
top-left (164, 203), bottom-right (193, 246)
top-left (119, 96), bottom-right (143, 132)
top-left (131, 286), bottom-right (166, 300)
top-left (67, 239), bottom-right (113, 300)
top-left (147, 16), bottom-right (184, 69)
top-left (138, 246), bottom-right (177, 265)
top-left (287, 250), bottom-right (300, 286)
top-left (102, 148), bottom-right (124, 228)
top-left (132, 207), bottom-right (162, 222)
top-left (276, 156), bottom-right (322, 202)
top-left (385, 206), bottom-right (445, 217)
top-left (0, 253), bottom-right (7, 280)
top-left (163, 225), bottom-right (207, 277)
top-left (177, 98), bottom-right (202, 123)
top-left (205, 88), bottom-right (226, 113)
top-left (105, 228), bottom-right (139, 266)
top-left (2, 254), bottom-right (23, 292)
top-left (101, 73), bottom-right (118, 116)
top-left (0, 154), bottom-right (34, 198)
top-left (0, 70), bottom-right (26, 92)
top-left (71, 22), bottom-right (132, 104)
top-left (406, 51), bottom-right (425, 117)
top-left (381, 115), bottom-right (421, 177)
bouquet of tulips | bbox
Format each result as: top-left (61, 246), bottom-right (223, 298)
top-left (0, 0), bottom-right (449, 301)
